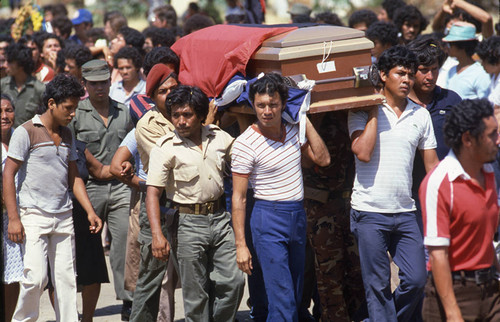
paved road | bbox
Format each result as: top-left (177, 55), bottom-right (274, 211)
top-left (38, 256), bottom-right (252, 322)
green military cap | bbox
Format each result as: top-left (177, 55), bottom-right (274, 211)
top-left (82, 59), bottom-right (110, 81)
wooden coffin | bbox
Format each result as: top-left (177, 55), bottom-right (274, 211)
top-left (244, 25), bottom-right (384, 114)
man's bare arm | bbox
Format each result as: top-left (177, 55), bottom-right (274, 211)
top-left (69, 160), bottom-right (102, 234)
top-left (232, 175), bottom-right (252, 275)
top-left (428, 246), bottom-right (464, 322)
top-left (420, 149), bottom-right (439, 173)
top-left (146, 185), bottom-right (170, 261)
top-left (3, 157), bottom-right (24, 243)
top-left (351, 106), bottom-right (378, 162)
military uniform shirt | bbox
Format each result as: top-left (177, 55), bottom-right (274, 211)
top-left (135, 107), bottom-right (175, 173)
top-left (68, 98), bottom-right (132, 171)
top-left (147, 124), bottom-right (234, 204)
top-left (1, 76), bottom-right (45, 127)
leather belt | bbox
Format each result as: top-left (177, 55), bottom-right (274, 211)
top-left (449, 267), bottom-right (496, 285)
top-left (172, 196), bottom-right (225, 215)
top-left (304, 186), bottom-right (351, 204)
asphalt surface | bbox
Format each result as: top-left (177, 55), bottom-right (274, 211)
top-left (37, 256), bottom-right (253, 322)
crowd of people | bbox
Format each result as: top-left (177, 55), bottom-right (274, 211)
top-left (1, 0), bottom-right (500, 321)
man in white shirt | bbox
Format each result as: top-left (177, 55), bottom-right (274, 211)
top-left (348, 46), bottom-right (439, 321)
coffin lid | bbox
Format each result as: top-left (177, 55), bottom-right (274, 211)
top-left (261, 25), bottom-right (366, 48)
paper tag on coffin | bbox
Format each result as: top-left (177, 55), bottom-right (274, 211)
top-left (245, 25), bottom-right (384, 113)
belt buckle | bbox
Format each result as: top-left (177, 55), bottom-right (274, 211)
top-left (207, 202), bottom-right (214, 214)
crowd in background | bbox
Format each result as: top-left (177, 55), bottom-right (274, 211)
top-left (1, 0), bottom-right (500, 321)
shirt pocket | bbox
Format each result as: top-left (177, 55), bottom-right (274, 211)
top-left (173, 165), bottom-right (200, 196)
top-left (77, 130), bottom-right (101, 155)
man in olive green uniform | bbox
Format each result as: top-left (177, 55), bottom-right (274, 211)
top-left (68, 60), bottom-right (134, 319)
top-left (303, 112), bottom-right (366, 321)
top-left (147, 85), bottom-right (244, 322)
top-left (130, 63), bottom-right (178, 322)
top-left (1, 43), bottom-right (45, 127)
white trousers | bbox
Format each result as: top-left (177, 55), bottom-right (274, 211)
top-left (12, 208), bottom-right (78, 322)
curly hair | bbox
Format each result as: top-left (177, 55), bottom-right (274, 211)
top-left (43, 74), bottom-right (85, 109)
top-left (165, 85), bottom-right (209, 122)
top-left (34, 32), bottom-right (63, 52)
top-left (63, 44), bottom-right (93, 68)
top-left (381, 0), bottom-right (406, 21)
top-left (183, 14), bottom-right (214, 35)
top-left (393, 5), bottom-right (428, 34)
top-left (143, 47), bottom-right (180, 75)
top-left (407, 34), bottom-right (447, 67)
top-left (348, 9), bottom-right (378, 29)
top-left (314, 11), bottom-right (344, 26)
top-left (151, 28), bottom-right (176, 48)
top-left (249, 73), bottom-right (289, 106)
top-left (114, 46), bottom-right (142, 70)
top-left (119, 27), bottom-right (145, 52)
top-left (5, 43), bottom-right (35, 75)
top-left (51, 16), bottom-right (73, 39)
top-left (366, 21), bottom-right (399, 46)
top-left (376, 45), bottom-right (418, 77)
top-left (476, 36), bottom-right (500, 66)
top-left (443, 99), bottom-right (493, 154)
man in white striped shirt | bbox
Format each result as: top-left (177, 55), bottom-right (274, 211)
top-left (348, 46), bottom-right (438, 321)
top-left (231, 73), bottom-right (330, 321)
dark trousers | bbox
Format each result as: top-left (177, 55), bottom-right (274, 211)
top-left (423, 276), bottom-right (500, 321)
top-left (350, 209), bottom-right (426, 322)
top-left (251, 199), bottom-right (307, 322)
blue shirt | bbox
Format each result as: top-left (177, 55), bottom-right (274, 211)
top-left (110, 79), bottom-right (146, 108)
top-left (412, 86), bottom-right (462, 201)
top-left (119, 128), bottom-right (147, 181)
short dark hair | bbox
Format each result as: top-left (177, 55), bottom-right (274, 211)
top-left (407, 34), bottom-right (447, 67)
top-left (56, 49), bottom-right (66, 73)
top-left (366, 21), bottom-right (399, 46)
top-left (225, 14), bottom-right (247, 24)
top-left (43, 3), bottom-right (68, 18)
top-left (119, 27), bottom-right (145, 52)
top-left (34, 32), bottom-right (63, 51)
top-left (376, 45), bottom-right (418, 81)
top-left (450, 39), bottom-right (478, 57)
top-left (63, 44), bottom-right (93, 68)
top-left (52, 16), bottom-right (73, 39)
top-left (154, 5), bottom-right (177, 27)
top-left (249, 73), bottom-right (289, 106)
top-left (105, 11), bottom-right (127, 37)
top-left (1, 93), bottom-right (15, 110)
top-left (142, 26), bottom-right (158, 40)
top-left (5, 43), bottom-right (35, 75)
top-left (393, 5), bottom-right (428, 33)
top-left (381, 0), bottom-right (406, 20)
top-left (443, 98), bottom-right (493, 154)
top-left (0, 33), bottom-right (13, 45)
top-left (165, 85), bottom-right (209, 122)
top-left (151, 28), bottom-right (176, 48)
top-left (183, 14), bottom-right (214, 35)
top-left (477, 36), bottom-right (500, 66)
top-left (348, 9), bottom-right (378, 29)
top-left (114, 46), bottom-right (142, 70)
top-left (143, 47), bottom-right (180, 75)
top-left (43, 74), bottom-right (85, 108)
top-left (314, 11), bottom-right (343, 26)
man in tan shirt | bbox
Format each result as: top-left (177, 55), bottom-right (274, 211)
top-left (146, 85), bottom-right (244, 322)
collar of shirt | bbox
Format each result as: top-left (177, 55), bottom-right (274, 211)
top-left (382, 98), bottom-right (418, 122)
top-left (79, 97), bottom-right (125, 112)
top-left (444, 149), bottom-right (494, 182)
top-left (32, 114), bottom-right (43, 126)
top-left (150, 107), bottom-right (175, 131)
top-left (171, 125), bottom-right (217, 145)
top-left (7, 75), bottom-right (37, 89)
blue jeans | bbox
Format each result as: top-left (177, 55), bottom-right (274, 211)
top-left (251, 199), bottom-right (307, 322)
top-left (350, 209), bottom-right (426, 322)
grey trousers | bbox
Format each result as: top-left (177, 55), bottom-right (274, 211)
top-left (177, 210), bottom-right (245, 322)
top-left (86, 180), bottom-right (132, 301)
top-left (130, 195), bottom-right (177, 322)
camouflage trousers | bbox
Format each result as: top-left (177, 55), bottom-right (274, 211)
top-left (304, 196), bottom-right (366, 321)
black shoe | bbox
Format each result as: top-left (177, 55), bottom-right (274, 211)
top-left (121, 300), bottom-right (132, 321)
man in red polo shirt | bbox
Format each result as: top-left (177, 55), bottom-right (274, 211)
top-left (420, 98), bottom-right (500, 321)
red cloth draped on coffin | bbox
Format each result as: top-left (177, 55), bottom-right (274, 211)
top-left (171, 25), bottom-right (296, 98)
